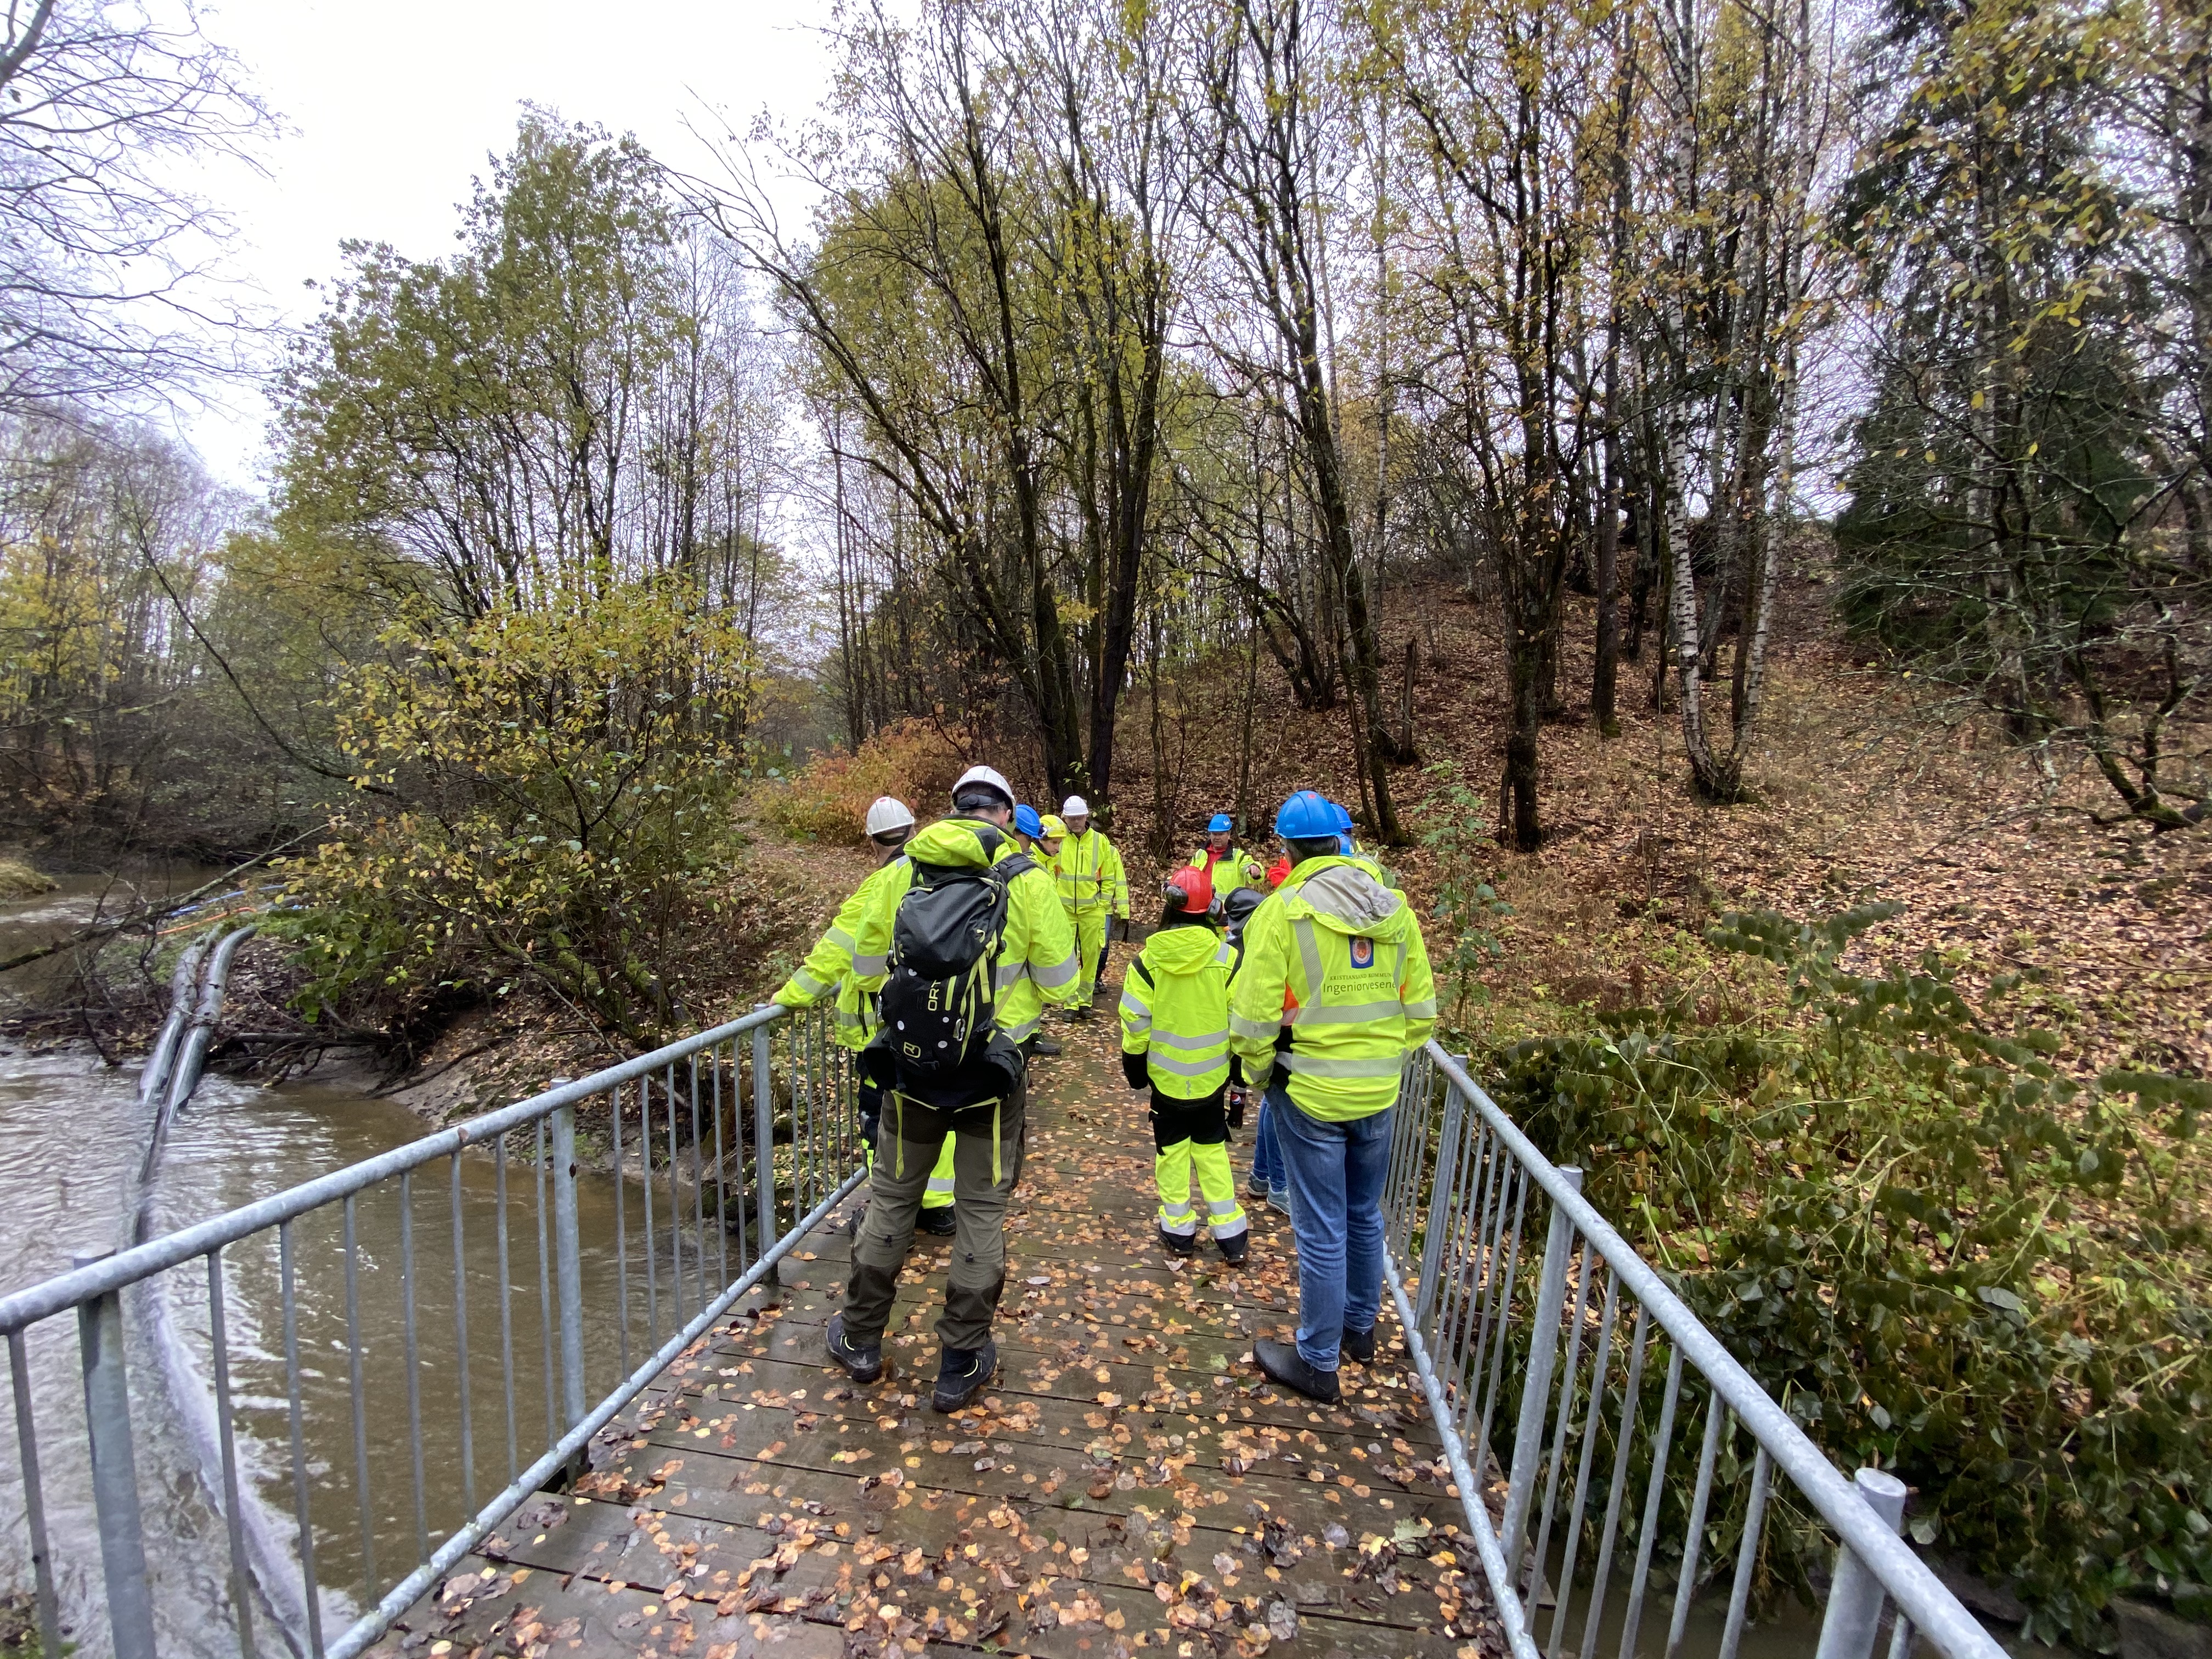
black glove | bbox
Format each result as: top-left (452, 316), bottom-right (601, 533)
top-left (1226, 1086), bottom-right (1248, 1130)
top-left (1121, 1050), bottom-right (1151, 1091)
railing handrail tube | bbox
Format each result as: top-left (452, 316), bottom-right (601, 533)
top-left (0, 1002), bottom-right (789, 1335)
top-left (1420, 1042), bottom-right (2008, 1659)
top-left (325, 1164), bottom-right (867, 1659)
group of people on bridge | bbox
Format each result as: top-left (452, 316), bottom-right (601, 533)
top-left (769, 765), bottom-right (1436, 1417)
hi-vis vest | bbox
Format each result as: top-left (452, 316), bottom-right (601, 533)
top-left (1227, 856), bottom-right (1437, 1120)
top-left (1189, 845), bottom-right (1262, 902)
top-left (1053, 827), bottom-right (1127, 915)
top-left (1118, 921), bottom-right (1237, 1099)
top-left (771, 855), bottom-right (908, 1051)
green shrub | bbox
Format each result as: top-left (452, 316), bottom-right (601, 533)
top-left (1486, 905), bottom-right (2210, 1648)
top-left (278, 576), bottom-right (754, 1041)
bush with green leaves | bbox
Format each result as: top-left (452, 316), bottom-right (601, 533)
top-left (1485, 905), bottom-right (2209, 1647)
top-left (278, 575), bottom-right (755, 1042)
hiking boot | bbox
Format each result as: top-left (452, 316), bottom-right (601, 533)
top-left (1341, 1325), bottom-right (1376, 1364)
top-left (1216, 1231), bottom-right (1249, 1265)
top-left (1068, 1004), bottom-right (1093, 1022)
top-left (826, 1314), bottom-right (883, 1384)
top-left (932, 1340), bottom-right (997, 1412)
top-left (1254, 1338), bottom-right (1341, 1404)
top-left (919, 1206), bottom-right (957, 1237)
top-left (1158, 1226), bottom-right (1198, 1257)
top-left (1029, 1035), bottom-right (1063, 1057)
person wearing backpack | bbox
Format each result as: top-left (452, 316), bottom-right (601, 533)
top-left (769, 797), bottom-right (961, 1234)
top-left (829, 764), bottom-right (1079, 1412)
top-left (1118, 868), bottom-right (1249, 1264)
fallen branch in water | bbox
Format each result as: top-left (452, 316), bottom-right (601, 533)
top-left (0, 828), bottom-right (317, 977)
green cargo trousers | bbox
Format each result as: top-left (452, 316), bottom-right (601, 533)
top-left (843, 1074), bottom-right (1026, 1353)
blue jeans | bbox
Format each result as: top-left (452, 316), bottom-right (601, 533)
top-left (1250, 1097), bottom-right (1288, 1204)
top-left (1268, 1085), bottom-right (1395, 1373)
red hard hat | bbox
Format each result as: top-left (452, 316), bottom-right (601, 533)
top-left (1165, 867), bottom-right (1214, 915)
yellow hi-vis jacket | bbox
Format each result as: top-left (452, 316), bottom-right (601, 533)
top-left (1188, 844), bottom-right (1264, 902)
top-left (849, 817), bottom-right (1079, 1027)
top-left (1053, 827), bottom-right (1128, 917)
top-left (1118, 918), bottom-right (1237, 1099)
top-left (770, 854), bottom-right (908, 1050)
top-left (1228, 855), bottom-right (1437, 1120)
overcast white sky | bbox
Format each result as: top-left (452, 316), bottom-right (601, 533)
top-left (182, 0), bottom-right (837, 488)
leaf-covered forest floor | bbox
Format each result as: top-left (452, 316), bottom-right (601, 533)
top-left (1104, 572), bottom-right (2211, 1084)
top-left (383, 1028), bottom-right (1505, 1659)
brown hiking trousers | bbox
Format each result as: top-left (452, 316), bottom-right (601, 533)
top-left (843, 1072), bottom-right (1027, 1353)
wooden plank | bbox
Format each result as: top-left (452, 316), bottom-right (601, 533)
top-left (399, 1043), bottom-right (1510, 1659)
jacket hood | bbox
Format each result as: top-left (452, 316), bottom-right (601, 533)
top-left (1145, 921), bottom-right (1226, 976)
top-left (1284, 857), bottom-right (1409, 938)
top-left (907, 817), bottom-right (1002, 870)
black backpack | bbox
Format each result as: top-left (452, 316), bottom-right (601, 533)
top-left (879, 827), bottom-right (1034, 1080)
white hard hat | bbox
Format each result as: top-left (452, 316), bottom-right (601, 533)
top-left (865, 796), bottom-right (916, 836)
top-left (1060, 795), bottom-right (1090, 817)
top-left (952, 764), bottom-right (1016, 808)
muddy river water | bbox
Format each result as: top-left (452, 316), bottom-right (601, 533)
top-left (0, 879), bottom-right (664, 1659)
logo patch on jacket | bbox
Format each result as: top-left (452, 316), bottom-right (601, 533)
top-left (1349, 936), bottom-right (1375, 969)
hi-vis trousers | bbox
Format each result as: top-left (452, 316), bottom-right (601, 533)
top-left (844, 1076), bottom-right (1027, 1352)
top-left (1150, 1084), bottom-right (1248, 1243)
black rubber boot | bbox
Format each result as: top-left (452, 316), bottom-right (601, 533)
top-left (826, 1313), bottom-right (883, 1384)
top-left (1254, 1337), bottom-right (1341, 1404)
top-left (932, 1340), bottom-right (998, 1412)
top-left (1216, 1231), bottom-right (1249, 1265)
top-left (1340, 1325), bottom-right (1377, 1363)
top-left (1157, 1225), bottom-right (1198, 1257)
top-left (919, 1206), bottom-right (957, 1236)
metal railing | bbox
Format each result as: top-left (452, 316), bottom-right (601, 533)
top-left (0, 1001), bottom-right (860, 1659)
top-left (1384, 1044), bottom-right (2008, 1659)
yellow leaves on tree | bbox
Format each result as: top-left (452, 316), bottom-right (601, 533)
top-left (283, 575), bottom-right (755, 1040)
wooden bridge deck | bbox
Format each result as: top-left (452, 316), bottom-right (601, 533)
top-left (380, 1020), bottom-right (1500, 1659)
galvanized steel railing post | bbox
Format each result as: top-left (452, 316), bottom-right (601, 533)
top-left (1414, 1080), bottom-right (1463, 1332)
top-left (752, 1013), bottom-right (777, 1301)
top-left (74, 1251), bottom-right (158, 1659)
top-left (1815, 1466), bottom-right (1912, 1659)
top-left (1499, 1165), bottom-right (1583, 1573)
top-left (550, 1098), bottom-right (587, 1437)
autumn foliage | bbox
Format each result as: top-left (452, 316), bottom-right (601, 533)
top-left (280, 578), bottom-right (754, 1040)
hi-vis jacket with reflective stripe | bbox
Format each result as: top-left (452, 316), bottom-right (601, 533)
top-left (1119, 917), bottom-right (1237, 1099)
top-left (770, 855), bottom-right (909, 1050)
top-left (1053, 827), bottom-right (1128, 917)
top-left (850, 817), bottom-right (1080, 1030)
top-left (1227, 855), bottom-right (1437, 1121)
top-left (1188, 845), bottom-right (1263, 903)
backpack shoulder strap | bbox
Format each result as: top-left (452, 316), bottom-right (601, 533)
top-left (1131, 957), bottom-right (1154, 990)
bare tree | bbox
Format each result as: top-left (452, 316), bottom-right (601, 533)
top-left (1199, 0), bottom-right (1406, 844)
top-left (0, 0), bottom-right (271, 411)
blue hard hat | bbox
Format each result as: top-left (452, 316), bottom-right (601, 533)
top-left (1274, 790), bottom-right (1338, 840)
top-left (1328, 800), bottom-right (1356, 854)
top-left (1207, 812), bottom-right (1232, 834)
top-left (1014, 804), bottom-right (1043, 838)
